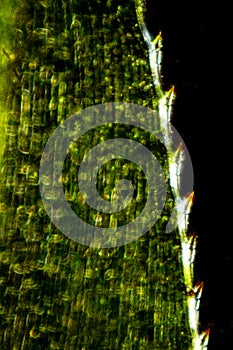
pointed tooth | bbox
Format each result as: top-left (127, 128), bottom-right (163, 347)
top-left (194, 281), bottom-right (204, 311)
top-left (167, 85), bottom-right (176, 121)
top-left (200, 328), bottom-right (210, 348)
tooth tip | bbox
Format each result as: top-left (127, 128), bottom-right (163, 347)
top-left (194, 281), bottom-right (204, 299)
top-left (152, 32), bottom-right (163, 45)
top-left (201, 328), bottom-right (211, 344)
top-left (169, 85), bottom-right (175, 93)
top-left (196, 281), bottom-right (204, 289)
top-left (186, 191), bottom-right (195, 202)
top-left (189, 232), bottom-right (197, 240)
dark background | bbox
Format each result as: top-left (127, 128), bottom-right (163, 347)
top-left (146, 2), bottom-right (231, 349)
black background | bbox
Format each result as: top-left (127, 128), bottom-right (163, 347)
top-left (146, 2), bottom-right (231, 349)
